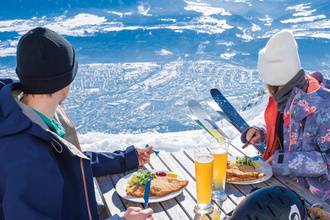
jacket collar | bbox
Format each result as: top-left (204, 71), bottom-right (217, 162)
top-left (284, 77), bottom-right (330, 123)
top-left (306, 74), bottom-right (320, 94)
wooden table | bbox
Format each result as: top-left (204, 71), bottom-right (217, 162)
top-left (96, 142), bottom-right (330, 220)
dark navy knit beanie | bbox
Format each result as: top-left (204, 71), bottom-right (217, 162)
top-left (16, 27), bottom-right (78, 94)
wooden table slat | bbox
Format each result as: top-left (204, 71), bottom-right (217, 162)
top-left (150, 152), bottom-right (199, 219)
top-left (96, 175), bottom-right (126, 217)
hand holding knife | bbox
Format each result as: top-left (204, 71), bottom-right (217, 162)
top-left (242, 128), bottom-right (260, 149)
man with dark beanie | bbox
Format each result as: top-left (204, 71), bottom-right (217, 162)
top-left (0, 27), bottom-right (154, 220)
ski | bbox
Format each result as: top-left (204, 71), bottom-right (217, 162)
top-left (210, 88), bottom-right (265, 155)
top-left (207, 101), bottom-right (235, 128)
top-left (187, 114), bottom-right (242, 150)
top-left (188, 99), bottom-right (228, 143)
top-left (210, 89), bottom-right (250, 132)
top-left (186, 114), bottom-right (215, 137)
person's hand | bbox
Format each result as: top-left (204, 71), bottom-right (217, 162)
top-left (246, 128), bottom-right (261, 144)
top-left (135, 145), bottom-right (154, 166)
top-left (266, 155), bottom-right (273, 164)
top-left (123, 207), bottom-right (154, 220)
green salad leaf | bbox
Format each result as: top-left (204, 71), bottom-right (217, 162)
top-left (235, 156), bottom-right (253, 166)
top-left (136, 169), bottom-right (156, 185)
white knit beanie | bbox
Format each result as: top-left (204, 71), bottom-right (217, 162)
top-left (258, 30), bottom-right (301, 86)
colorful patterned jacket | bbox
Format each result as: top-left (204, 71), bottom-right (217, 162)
top-left (270, 74), bottom-right (330, 204)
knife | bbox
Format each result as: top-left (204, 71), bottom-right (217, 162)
top-left (242, 135), bottom-right (254, 149)
top-left (144, 176), bottom-right (151, 209)
top-left (145, 144), bottom-right (160, 156)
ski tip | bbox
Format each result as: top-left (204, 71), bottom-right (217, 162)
top-left (210, 88), bottom-right (219, 94)
top-left (188, 99), bottom-right (202, 111)
top-left (188, 99), bottom-right (198, 105)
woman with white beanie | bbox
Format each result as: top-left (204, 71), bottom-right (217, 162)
top-left (241, 29), bottom-right (330, 204)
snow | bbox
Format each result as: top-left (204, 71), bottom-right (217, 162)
top-left (79, 95), bottom-right (268, 154)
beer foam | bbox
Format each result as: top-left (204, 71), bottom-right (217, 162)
top-left (195, 155), bottom-right (213, 163)
top-left (211, 148), bottom-right (227, 155)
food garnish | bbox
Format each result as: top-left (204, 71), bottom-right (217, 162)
top-left (126, 169), bottom-right (156, 189)
top-left (227, 156), bottom-right (261, 169)
top-left (167, 173), bottom-right (178, 178)
top-left (251, 161), bottom-right (261, 169)
top-left (155, 171), bottom-right (167, 177)
top-left (235, 156), bottom-right (253, 166)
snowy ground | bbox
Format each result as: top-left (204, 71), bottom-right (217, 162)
top-left (79, 95), bottom-right (268, 154)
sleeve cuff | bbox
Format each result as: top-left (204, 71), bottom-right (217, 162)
top-left (106, 214), bottom-right (125, 220)
top-left (240, 126), bottom-right (265, 145)
top-left (124, 145), bottom-right (139, 171)
top-left (240, 127), bottom-right (252, 143)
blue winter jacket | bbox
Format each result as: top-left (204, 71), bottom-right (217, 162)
top-left (0, 81), bottom-right (139, 219)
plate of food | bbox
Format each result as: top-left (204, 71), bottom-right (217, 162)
top-left (116, 169), bottom-right (189, 203)
top-left (226, 156), bottom-right (272, 185)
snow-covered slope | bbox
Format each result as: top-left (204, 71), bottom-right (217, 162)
top-left (0, 0), bottom-right (329, 137)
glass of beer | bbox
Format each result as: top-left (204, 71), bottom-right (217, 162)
top-left (194, 147), bottom-right (214, 214)
top-left (210, 137), bottom-right (229, 202)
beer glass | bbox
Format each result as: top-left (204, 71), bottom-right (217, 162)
top-left (194, 147), bottom-right (214, 214)
top-left (210, 137), bottom-right (229, 202)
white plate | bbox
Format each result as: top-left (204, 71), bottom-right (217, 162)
top-left (116, 170), bottom-right (185, 203)
top-left (226, 156), bottom-right (273, 185)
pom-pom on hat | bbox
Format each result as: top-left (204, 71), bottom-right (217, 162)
top-left (258, 30), bottom-right (301, 86)
top-left (16, 27), bottom-right (78, 94)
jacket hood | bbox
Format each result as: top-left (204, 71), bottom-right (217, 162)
top-left (0, 83), bottom-right (51, 142)
top-left (284, 84), bottom-right (330, 124)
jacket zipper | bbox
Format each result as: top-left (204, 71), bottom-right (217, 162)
top-left (60, 102), bottom-right (93, 220)
top-left (288, 92), bottom-right (300, 152)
